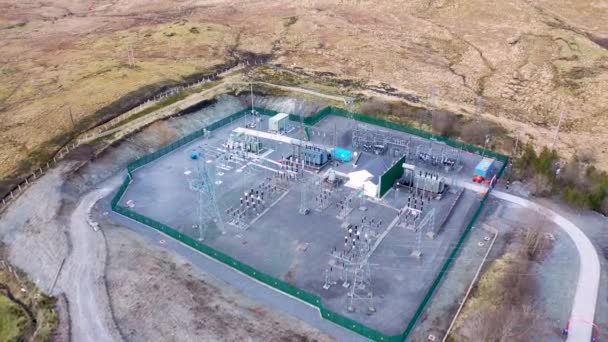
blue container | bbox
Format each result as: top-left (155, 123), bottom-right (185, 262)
top-left (474, 157), bottom-right (495, 178)
top-left (332, 148), bottom-right (353, 162)
top-left (190, 152), bottom-right (199, 160)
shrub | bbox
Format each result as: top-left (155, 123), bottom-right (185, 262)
top-left (563, 186), bottom-right (590, 208)
top-left (513, 144), bottom-right (608, 214)
top-left (533, 146), bottom-right (558, 176)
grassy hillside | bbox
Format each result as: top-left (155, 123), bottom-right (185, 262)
top-left (1, 0), bottom-right (607, 186)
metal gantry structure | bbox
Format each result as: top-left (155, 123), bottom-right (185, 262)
top-left (348, 257), bottom-right (375, 314)
top-left (186, 150), bottom-right (225, 241)
top-left (327, 219), bottom-right (376, 314)
top-left (247, 83), bottom-right (259, 129)
top-left (415, 140), bottom-right (462, 172)
top-left (411, 208), bottom-right (436, 258)
top-left (336, 187), bottom-right (362, 220)
top-left (352, 126), bottom-right (412, 158)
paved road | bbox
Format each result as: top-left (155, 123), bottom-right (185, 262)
top-left (59, 185), bottom-right (122, 342)
top-left (491, 190), bottom-right (600, 342)
top-left (458, 180), bottom-right (600, 342)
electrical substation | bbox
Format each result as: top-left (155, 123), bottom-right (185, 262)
top-left (117, 106), bottom-right (503, 335)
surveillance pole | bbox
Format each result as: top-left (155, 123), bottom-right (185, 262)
top-left (482, 134), bottom-right (490, 158)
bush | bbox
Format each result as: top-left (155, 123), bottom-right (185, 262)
top-left (563, 186), bottom-right (590, 208)
top-left (515, 143), bottom-right (537, 178)
top-left (533, 146), bottom-right (558, 176)
top-left (557, 157), bottom-right (583, 187)
top-left (513, 144), bottom-right (608, 213)
top-left (560, 162), bottom-right (608, 210)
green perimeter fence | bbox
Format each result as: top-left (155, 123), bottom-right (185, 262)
top-left (112, 105), bottom-right (508, 341)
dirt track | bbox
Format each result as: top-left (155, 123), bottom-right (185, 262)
top-left (57, 183), bottom-right (123, 342)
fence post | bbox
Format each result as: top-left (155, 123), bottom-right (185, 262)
top-left (17, 184), bottom-right (21, 192)
top-left (10, 191), bottom-right (13, 199)
top-left (25, 178), bottom-right (29, 185)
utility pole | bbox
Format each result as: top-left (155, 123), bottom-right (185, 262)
top-left (250, 83), bottom-right (254, 112)
top-left (68, 107), bottom-right (75, 131)
top-left (333, 123), bottom-right (338, 148)
top-left (552, 111), bottom-right (565, 149)
top-left (127, 43), bottom-right (135, 66)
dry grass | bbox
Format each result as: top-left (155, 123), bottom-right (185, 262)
top-left (1, 0), bottom-right (607, 183)
top-left (453, 224), bottom-right (554, 341)
top-left (0, 10), bottom-right (234, 179)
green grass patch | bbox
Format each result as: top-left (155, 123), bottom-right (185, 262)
top-left (0, 295), bottom-right (29, 342)
top-left (33, 293), bottom-right (58, 341)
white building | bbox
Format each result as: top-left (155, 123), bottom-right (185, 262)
top-left (268, 113), bottom-right (289, 133)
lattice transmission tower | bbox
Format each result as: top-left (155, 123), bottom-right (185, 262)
top-left (187, 151), bottom-right (225, 241)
